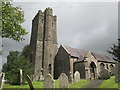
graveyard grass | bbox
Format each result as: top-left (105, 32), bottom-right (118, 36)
top-left (99, 76), bottom-right (120, 88)
top-left (3, 79), bottom-right (89, 88)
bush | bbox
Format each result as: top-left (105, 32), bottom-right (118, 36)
top-left (2, 51), bottom-right (33, 85)
top-left (99, 69), bottom-right (110, 80)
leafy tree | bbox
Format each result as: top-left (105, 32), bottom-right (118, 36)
top-left (2, 2), bottom-right (28, 41)
top-left (21, 44), bottom-right (30, 59)
top-left (7, 51), bottom-right (19, 63)
top-left (107, 39), bottom-right (120, 61)
top-left (2, 49), bottom-right (33, 85)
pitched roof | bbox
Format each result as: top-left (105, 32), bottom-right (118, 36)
top-left (62, 45), bottom-right (115, 63)
top-left (62, 45), bottom-right (88, 58)
top-left (91, 52), bottom-right (115, 63)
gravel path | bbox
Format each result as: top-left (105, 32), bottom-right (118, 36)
top-left (80, 80), bottom-right (103, 90)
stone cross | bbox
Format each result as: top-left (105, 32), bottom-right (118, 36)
top-left (43, 74), bottom-right (54, 89)
top-left (19, 69), bottom-right (22, 85)
top-left (0, 73), bottom-right (5, 90)
top-left (59, 73), bottom-right (69, 88)
top-left (26, 75), bottom-right (34, 90)
top-left (74, 71), bottom-right (80, 82)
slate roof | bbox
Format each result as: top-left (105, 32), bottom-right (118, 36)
top-left (62, 45), bottom-right (116, 63)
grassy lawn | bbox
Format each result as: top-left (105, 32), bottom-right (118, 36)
top-left (3, 81), bottom-right (43, 88)
top-left (99, 76), bottom-right (120, 88)
top-left (69, 79), bottom-right (89, 88)
top-left (3, 79), bottom-right (89, 89)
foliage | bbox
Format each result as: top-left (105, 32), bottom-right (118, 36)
top-left (2, 2), bottom-right (28, 41)
top-left (21, 45), bottom-right (30, 59)
top-left (107, 39), bottom-right (120, 61)
top-left (3, 81), bottom-right (43, 89)
top-left (2, 49), bottom-right (33, 85)
top-left (99, 76), bottom-right (120, 88)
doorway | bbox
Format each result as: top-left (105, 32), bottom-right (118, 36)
top-left (90, 62), bottom-right (96, 80)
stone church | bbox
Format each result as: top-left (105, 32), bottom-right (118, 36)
top-left (29, 8), bottom-right (116, 81)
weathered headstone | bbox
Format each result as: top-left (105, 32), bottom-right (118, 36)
top-left (40, 74), bottom-right (44, 81)
top-left (0, 73), bottom-right (5, 90)
top-left (74, 71), bottom-right (80, 82)
top-left (43, 74), bottom-right (54, 89)
top-left (19, 69), bottom-right (22, 85)
top-left (59, 73), bottom-right (69, 88)
top-left (68, 72), bottom-right (73, 83)
top-left (99, 69), bottom-right (110, 80)
top-left (40, 68), bottom-right (44, 81)
top-left (26, 75), bottom-right (34, 90)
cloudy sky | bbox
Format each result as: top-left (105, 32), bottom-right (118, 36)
top-left (1, 1), bottom-right (118, 70)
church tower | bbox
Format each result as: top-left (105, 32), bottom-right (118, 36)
top-left (29, 8), bottom-right (57, 81)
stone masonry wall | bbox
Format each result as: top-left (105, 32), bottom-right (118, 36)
top-left (29, 8), bottom-right (57, 81)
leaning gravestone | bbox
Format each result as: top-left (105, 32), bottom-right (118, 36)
top-left (74, 71), bottom-right (80, 82)
top-left (0, 73), bottom-right (5, 90)
top-left (26, 75), bottom-right (34, 90)
top-left (59, 73), bottom-right (69, 88)
top-left (19, 69), bottom-right (22, 85)
top-left (43, 74), bottom-right (54, 89)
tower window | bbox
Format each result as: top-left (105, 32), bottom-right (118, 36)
top-left (42, 19), bottom-right (44, 23)
top-left (48, 64), bottom-right (52, 74)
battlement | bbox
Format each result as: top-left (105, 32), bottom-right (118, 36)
top-left (44, 7), bottom-right (53, 16)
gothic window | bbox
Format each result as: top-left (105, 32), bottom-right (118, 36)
top-left (106, 64), bottom-right (109, 69)
top-left (48, 64), bottom-right (52, 74)
top-left (110, 64), bottom-right (114, 71)
top-left (110, 64), bottom-right (114, 75)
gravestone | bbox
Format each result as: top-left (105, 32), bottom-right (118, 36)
top-left (74, 71), bottom-right (80, 82)
top-left (68, 72), bottom-right (73, 83)
top-left (59, 73), bottom-right (69, 88)
top-left (0, 73), bottom-right (5, 90)
top-left (40, 74), bottom-right (44, 81)
top-left (26, 75), bottom-right (34, 90)
top-left (43, 74), bottom-right (54, 89)
top-left (19, 69), bottom-right (22, 85)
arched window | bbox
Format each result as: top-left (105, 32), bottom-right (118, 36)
top-left (106, 64), bottom-right (109, 69)
top-left (48, 64), bottom-right (52, 74)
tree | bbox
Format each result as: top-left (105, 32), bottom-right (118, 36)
top-left (21, 44), bottom-right (30, 59)
top-left (2, 2), bottom-right (28, 41)
top-left (2, 50), bottom-right (33, 85)
top-left (107, 39), bottom-right (120, 61)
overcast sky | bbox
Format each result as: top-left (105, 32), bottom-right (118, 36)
top-left (1, 1), bottom-right (118, 70)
